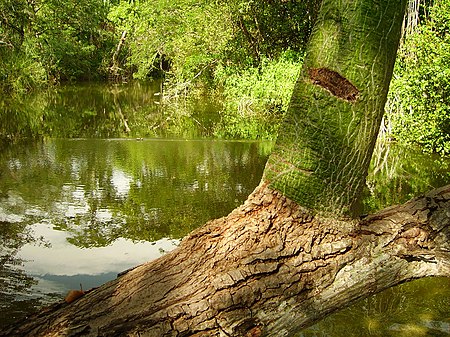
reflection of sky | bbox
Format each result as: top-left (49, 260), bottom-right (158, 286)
top-left (18, 223), bottom-right (179, 277)
top-left (70, 158), bottom-right (81, 180)
top-left (111, 169), bottom-right (133, 198)
top-left (0, 139), bottom-right (269, 313)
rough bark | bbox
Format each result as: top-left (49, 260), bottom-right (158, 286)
top-left (2, 182), bottom-right (449, 337)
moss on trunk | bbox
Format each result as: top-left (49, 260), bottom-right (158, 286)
top-left (264, 0), bottom-right (408, 217)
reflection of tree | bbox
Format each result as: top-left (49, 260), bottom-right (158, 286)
top-left (3, 139), bottom-right (450, 250)
top-left (0, 258), bottom-right (40, 328)
top-left (0, 81), bottom-right (224, 143)
top-left (60, 140), bottom-right (269, 247)
top-left (303, 277), bottom-right (450, 336)
top-left (0, 218), bottom-right (42, 328)
top-left (363, 142), bottom-right (450, 213)
top-left (1, 139), bottom-right (450, 332)
top-left (41, 83), bottom-right (161, 138)
top-left (0, 140), bottom-right (270, 248)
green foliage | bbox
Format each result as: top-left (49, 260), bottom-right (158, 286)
top-left (107, 0), bottom-right (319, 82)
top-left (222, 0), bottom-right (320, 63)
top-left (0, 0), bottom-right (30, 49)
top-left (214, 51), bottom-right (303, 139)
top-left (2, 0), bottom-right (449, 155)
top-left (108, 0), bottom-right (233, 81)
top-left (34, 0), bottom-right (115, 81)
top-left (0, 47), bottom-right (47, 94)
top-left (1, 0), bottom-right (115, 93)
top-left (0, 0), bottom-right (46, 93)
top-left (386, 0), bottom-right (450, 155)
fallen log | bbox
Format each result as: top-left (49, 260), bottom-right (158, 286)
top-left (2, 183), bottom-right (449, 336)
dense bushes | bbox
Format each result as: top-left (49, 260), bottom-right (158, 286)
top-left (0, 0), bottom-right (115, 93)
top-left (386, 0), bottom-right (450, 155)
top-left (213, 51), bottom-right (303, 139)
top-left (0, 48), bottom-right (47, 94)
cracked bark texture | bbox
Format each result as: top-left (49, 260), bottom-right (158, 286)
top-left (2, 183), bottom-right (449, 337)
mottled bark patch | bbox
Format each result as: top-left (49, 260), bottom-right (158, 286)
top-left (245, 326), bottom-right (262, 337)
top-left (308, 68), bottom-right (359, 102)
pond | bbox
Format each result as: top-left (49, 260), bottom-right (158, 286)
top-left (0, 138), bottom-right (270, 328)
top-left (0, 82), bottom-right (449, 335)
top-left (0, 81), bottom-right (222, 142)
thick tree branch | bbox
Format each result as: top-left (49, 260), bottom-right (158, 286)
top-left (2, 183), bottom-right (449, 337)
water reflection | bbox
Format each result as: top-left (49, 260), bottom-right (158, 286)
top-left (301, 277), bottom-right (450, 336)
top-left (1, 139), bottom-right (449, 334)
top-left (20, 224), bottom-right (178, 276)
top-left (0, 138), bottom-right (270, 328)
top-left (302, 141), bottom-right (450, 336)
top-left (0, 81), bottom-right (221, 143)
top-left (364, 141), bottom-right (450, 213)
top-left (0, 131), bottom-right (449, 333)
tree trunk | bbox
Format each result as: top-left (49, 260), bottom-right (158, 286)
top-left (2, 183), bottom-right (449, 337)
top-left (110, 31), bottom-right (127, 79)
top-left (265, 0), bottom-right (407, 217)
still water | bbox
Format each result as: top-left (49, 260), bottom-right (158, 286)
top-left (0, 138), bottom-right (270, 328)
top-left (0, 82), bottom-right (449, 335)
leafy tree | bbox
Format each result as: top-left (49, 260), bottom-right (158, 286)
top-left (33, 0), bottom-right (115, 81)
top-left (222, 0), bottom-right (320, 64)
top-left (108, 0), bottom-right (233, 81)
top-left (0, 0), bottom-right (30, 49)
top-left (1, 0), bottom-right (115, 92)
top-left (108, 0), bottom-right (320, 82)
top-left (0, 0), bottom-right (46, 93)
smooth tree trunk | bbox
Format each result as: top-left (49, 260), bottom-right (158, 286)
top-left (265, 0), bottom-right (407, 216)
top-left (3, 0), bottom-right (450, 336)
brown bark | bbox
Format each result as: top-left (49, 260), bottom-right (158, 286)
top-left (2, 182), bottom-right (449, 337)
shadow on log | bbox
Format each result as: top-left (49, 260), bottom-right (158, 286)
top-left (2, 182), bottom-right (449, 336)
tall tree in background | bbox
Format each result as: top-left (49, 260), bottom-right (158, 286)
top-left (3, 1), bottom-right (450, 336)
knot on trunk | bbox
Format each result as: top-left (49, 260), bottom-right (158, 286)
top-left (397, 227), bottom-right (430, 249)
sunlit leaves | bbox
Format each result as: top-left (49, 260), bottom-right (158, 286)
top-left (387, 0), bottom-right (450, 155)
top-left (106, 0), bottom-right (232, 81)
top-left (214, 50), bottom-right (303, 140)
